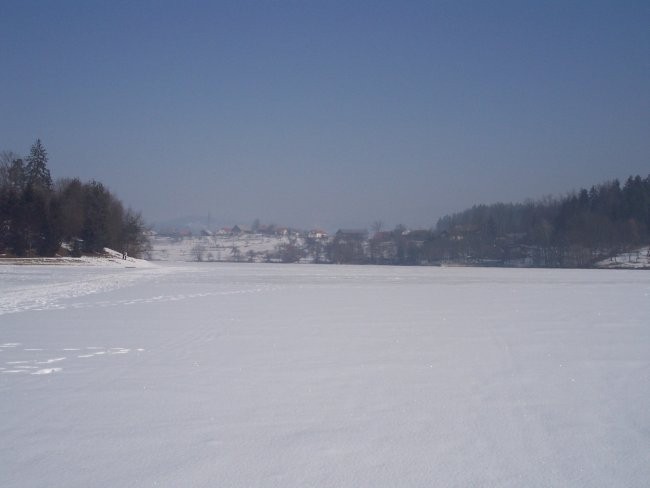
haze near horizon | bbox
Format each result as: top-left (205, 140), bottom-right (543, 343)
top-left (1, 0), bottom-right (648, 230)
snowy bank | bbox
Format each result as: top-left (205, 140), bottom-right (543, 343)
top-left (595, 246), bottom-right (650, 269)
top-left (0, 248), bottom-right (155, 268)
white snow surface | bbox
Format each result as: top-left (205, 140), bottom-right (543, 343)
top-left (0, 247), bottom-right (155, 269)
top-left (1, 263), bottom-right (649, 487)
top-left (150, 234), bottom-right (294, 262)
top-left (596, 246), bottom-right (650, 269)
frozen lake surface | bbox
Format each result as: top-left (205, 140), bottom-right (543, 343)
top-left (1, 263), bottom-right (649, 487)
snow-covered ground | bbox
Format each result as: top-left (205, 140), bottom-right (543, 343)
top-left (150, 234), bottom-right (296, 262)
top-left (1, 263), bottom-right (649, 487)
top-left (0, 247), bottom-right (154, 268)
top-left (597, 246), bottom-right (650, 269)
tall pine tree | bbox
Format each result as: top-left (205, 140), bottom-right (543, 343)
top-left (25, 139), bottom-right (52, 190)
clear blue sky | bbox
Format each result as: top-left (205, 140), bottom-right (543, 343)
top-left (2, 0), bottom-right (648, 230)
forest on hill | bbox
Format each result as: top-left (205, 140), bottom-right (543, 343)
top-left (431, 175), bottom-right (650, 267)
top-left (348, 175), bottom-right (650, 267)
top-left (0, 140), bottom-right (149, 258)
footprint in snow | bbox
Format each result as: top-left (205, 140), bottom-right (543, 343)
top-left (2, 345), bottom-right (146, 377)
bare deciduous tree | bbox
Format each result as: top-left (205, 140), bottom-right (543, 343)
top-left (191, 243), bottom-right (205, 262)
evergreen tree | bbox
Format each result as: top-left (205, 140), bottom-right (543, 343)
top-left (25, 139), bottom-right (52, 190)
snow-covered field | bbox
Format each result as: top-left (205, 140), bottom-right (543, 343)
top-left (1, 263), bottom-right (649, 487)
top-left (149, 234), bottom-right (295, 262)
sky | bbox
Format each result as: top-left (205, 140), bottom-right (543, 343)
top-left (1, 0), bottom-right (648, 231)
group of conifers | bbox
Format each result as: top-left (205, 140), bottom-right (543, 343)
top-left (0, 140), bottom-right (148, 258)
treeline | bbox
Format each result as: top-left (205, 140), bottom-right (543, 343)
top-left (329, 175), bottom-right (650, 267)
top-left (0, 140), bottom-right (149, 257)
top-left (435, 175), bottom-right (650, 266)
